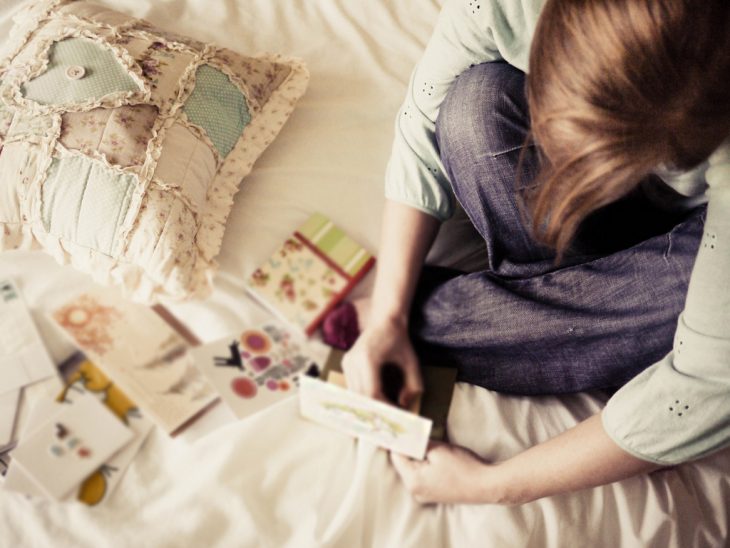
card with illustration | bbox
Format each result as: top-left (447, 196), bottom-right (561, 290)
top-left (246, 213), bottom-right (375, 336)
top-left (191, 322), bottom-right (323, 419)
top-left (56, 357), bottom-right (154, 505)
top-left (50, 289), bottom-right (217, 435)
top-left (0, 279), bottom-right (57, 395)
top-left (299, 375), bottom-right (432, 460)
top-left (10, 393), bottom-right (134, 500)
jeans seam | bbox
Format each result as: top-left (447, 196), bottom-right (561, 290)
top-left (663, 232), bottom-right (672, 264)
top-left (489, 143), bottom-right (534, 158)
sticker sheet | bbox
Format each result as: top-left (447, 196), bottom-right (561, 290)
top-left (191, 322), bottom-right (323, 419)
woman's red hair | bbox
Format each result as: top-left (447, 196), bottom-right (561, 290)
top-left (527, 0), bottom-right (730, 257)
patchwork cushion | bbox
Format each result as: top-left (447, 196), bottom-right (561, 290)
top-left (0, 0), bottom-right (308, 302)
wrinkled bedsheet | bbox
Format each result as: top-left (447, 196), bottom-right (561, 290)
top-left (0, 1), bottom-right (728, 546)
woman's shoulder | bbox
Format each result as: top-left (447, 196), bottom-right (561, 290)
top-left (438, 0), bottom-right (547, 71)
top-left (705, 138), bottom-right (730, 190)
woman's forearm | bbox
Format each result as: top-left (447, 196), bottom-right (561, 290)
top-left (486, 413), bottom-right (661, 504)
top-left (369, 200), bottom-right (440, 325)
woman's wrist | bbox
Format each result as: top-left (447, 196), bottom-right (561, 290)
top-left (368, 307), bottom-right (409, 331)
top-left (476, 460), bottom-right (522, 505)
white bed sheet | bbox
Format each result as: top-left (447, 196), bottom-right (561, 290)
top-left (0, 0), bottom-right (728, 546)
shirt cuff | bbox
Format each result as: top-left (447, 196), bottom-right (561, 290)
top-left (602, 316), bottom-right (730, 465)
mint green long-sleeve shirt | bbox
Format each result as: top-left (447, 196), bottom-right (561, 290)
top-left (386, 0), bottom-right (730, 465)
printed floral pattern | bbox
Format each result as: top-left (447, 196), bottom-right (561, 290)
top-left (60, 105), bottom-right (157, 167)
top-left (216, 49), bottom-right (292, 110)
top-left (248, 239), bottom-right (348, 332)
top-left (196, 321), bottom-right (321, 419)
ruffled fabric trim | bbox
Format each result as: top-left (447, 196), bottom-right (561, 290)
top-left (0, 0), bottom-right (309, 304)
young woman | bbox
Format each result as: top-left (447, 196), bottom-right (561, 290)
top-left (341, 0), bottom-right (730, 504)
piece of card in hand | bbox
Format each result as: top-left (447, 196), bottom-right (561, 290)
top-left (191, 322), bottom-right (322, 419)
top-left (299, 375), bottom-right (432, 460)
top-left (57, 357), bottom-right (154, 505)
top-left (10, 393), bottom-right (134, 500)
top-left (322, 349), bottom-right (457, 441)
top-left (0, 279), bottom-right (57, 395)
top-left (50, 289), bottom-right (217, 435)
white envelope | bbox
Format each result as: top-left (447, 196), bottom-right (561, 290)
top-left (0, 279), bottom-right (57, 395)
top-left (0, 388), bottom-right (20, 452)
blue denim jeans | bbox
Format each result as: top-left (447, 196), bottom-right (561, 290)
top-left (410, 62), bottom-right (705, 395)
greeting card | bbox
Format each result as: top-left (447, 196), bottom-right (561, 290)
top-left (246, 213), bottom-right (375, 336)
top-left (0, 279), bottom-right (57, 395)
top-left (10, 394), bottom-right (134, 500)
top-left (50, 289), bottom-right (217, 435)
top-left (57, 357), bottom-right (154, 505)
top-left (191, 322), bottom-right (323, 419)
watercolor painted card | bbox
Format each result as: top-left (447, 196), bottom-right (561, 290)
top-left (50, 289), bottom-right (217, 435)
top-left (246, 213), bottom-right (375, 336)
top-left (191, 322), bottom-right (323, 419)
top-left (299, 375), bottom-right (433, 460)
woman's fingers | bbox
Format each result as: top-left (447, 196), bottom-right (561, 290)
top-left (399, 353), bottom-right (424, 409)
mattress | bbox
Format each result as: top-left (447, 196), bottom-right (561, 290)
top-left (0, 1), bottom-right (728, 546)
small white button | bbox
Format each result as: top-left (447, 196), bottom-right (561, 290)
top-left (65, 65), bottom-right (86, 80)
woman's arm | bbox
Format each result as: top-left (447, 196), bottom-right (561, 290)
top-left (343, 200), bottom-right (439, 406)
top-left (392, 413), bottom-right (660, 505)
top-left (369, 200), bottom-right (440, 324)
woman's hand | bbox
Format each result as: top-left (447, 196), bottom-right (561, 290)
top-left (342, 316), bottom-right (423, 407)
top-left (391, 442), bottom-right (498, 505)
top-left (391, 414), bottom-right (661, 506)
top-left (340, 200), bottom-right (439, 406)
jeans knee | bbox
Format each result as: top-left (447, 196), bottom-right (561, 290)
top-left (436, 62), bottom-right (529, 167)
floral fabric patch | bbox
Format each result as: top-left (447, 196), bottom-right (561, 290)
top-left (60, 105), bottom-right (158, 167)
top-left (0, 0), bottom-right (309, 302)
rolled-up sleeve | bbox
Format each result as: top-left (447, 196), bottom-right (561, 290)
top-left (602, 142), bottom-right (730, 465)
top-left (384, 0), bottom-right (542, 220)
